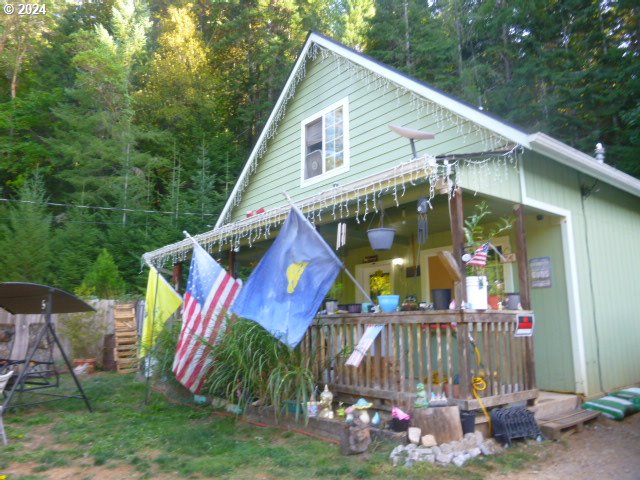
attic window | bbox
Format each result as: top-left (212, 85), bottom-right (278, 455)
top-left (301, 97), bottom-right (349, 186)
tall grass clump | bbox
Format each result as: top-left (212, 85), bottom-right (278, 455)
top-left (205, 318), bottom-right (316, 419)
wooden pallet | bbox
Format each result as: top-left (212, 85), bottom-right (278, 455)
top-left (537, 408), bottom-right (601, 440)
top-left (114, 303), bottom-right (139, 374)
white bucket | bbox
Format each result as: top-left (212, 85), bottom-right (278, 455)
top-left (466, 276), bottom-right (488, 310)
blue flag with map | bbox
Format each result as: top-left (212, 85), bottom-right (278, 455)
top-left (232, 206), bottom-right (343, 347)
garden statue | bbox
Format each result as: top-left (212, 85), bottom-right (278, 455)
top-left (319, 384), bottom-right (334, 419)
top-left (353, 398), bottom-right (373, 424)
top-left (414, 383), bottom-right (429, 408)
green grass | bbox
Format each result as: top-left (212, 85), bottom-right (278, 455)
top-left (0, 373), bottom-right (545, 479)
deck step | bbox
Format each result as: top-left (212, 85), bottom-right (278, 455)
top-left (537, 408), bottom-right (600, 440)
top-left (530, 391), bottom-right (579, 419)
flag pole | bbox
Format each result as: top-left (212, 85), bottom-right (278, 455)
top-left (144, 266), bottom-right (160, 405)
top-left (282, 192), bottom-right (377, 308)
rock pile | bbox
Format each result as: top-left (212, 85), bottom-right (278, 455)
top-left (389, 431), bottom-right (503, 468)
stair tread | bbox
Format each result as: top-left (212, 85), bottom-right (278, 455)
top-left (538, 408), bottom-right (600, 426)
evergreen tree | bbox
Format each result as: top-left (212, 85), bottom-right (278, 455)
top-left (78, 248), bottom-right (125, 299)
top-left (0, 173), bottom-right (52, 283)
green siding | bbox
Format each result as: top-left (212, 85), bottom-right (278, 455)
top-left (230, 53), bottom-right (517, 221)
top-left (524, 154), bottom-right (640, 395)
top-left (526, 216), bottom-right (575, 391)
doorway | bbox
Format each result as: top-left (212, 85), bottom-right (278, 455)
top-left (354, 260), bottom-right (394, 303)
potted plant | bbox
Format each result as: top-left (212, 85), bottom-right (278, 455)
top-left (488, 281), bottom-right (504, 310)
top-left (463, 201), bottom-right (513, 310)
top-left (325, 282), bottom-right (343, 314)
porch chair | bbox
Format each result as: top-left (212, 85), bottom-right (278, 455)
top-left (0, 370), bottom-right (14, 445)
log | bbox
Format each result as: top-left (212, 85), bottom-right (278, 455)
top-left (412, 406), bottom-right (463, 444)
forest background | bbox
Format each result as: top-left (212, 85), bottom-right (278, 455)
top-left (0, 0), bottom-right (638, 297)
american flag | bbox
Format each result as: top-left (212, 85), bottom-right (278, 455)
top-left (172, 243), bottom-right (242, 393)
top-left (466, 243), bottom-right (490, 267)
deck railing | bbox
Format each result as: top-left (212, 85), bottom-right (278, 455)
top-left (300, 310), bottom-right (537, 411)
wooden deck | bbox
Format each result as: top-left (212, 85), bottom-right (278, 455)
top-left (300, 310), bottom-right (537, 411)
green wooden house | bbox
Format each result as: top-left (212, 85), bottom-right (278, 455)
top-left (144, 33), bottom-right (640, 402)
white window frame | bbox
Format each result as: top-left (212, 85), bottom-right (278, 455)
top-left (300, 97), bottom-right (350, 187)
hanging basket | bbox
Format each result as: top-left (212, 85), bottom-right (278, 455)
top-left (367, 227), bottom-right (396, 251)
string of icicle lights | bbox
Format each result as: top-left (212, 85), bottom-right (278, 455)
top-left (222, 41), bottom-right (515, 227)
top-left (142, 144), bottom-right (523, 269)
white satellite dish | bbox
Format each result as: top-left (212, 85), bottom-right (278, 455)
top-left (388, 124), bottom-right (435, 140)
top-left (389, 124), bottom-right (435, 159)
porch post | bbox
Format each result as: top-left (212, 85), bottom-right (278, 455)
top-left (514, 205), bottom-right (531, 309)
top-left (228, 249), bottom-right (237, 278)
top-left (449, 187), bottom-right (467, 306)
top-left (514, 204), bottom-right (536, 391)
top-left (172, 262), bottom-right (183, 293)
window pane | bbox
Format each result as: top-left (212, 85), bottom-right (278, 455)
top-left (326, 153), bottom-right (335, 171)
top-left (305, 118), bottom-right (322, 154)
top-left (305, 150), bottom-right (322, 179)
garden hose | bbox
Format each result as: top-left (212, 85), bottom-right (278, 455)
top-left (470, 341), bottom-right (492, 434)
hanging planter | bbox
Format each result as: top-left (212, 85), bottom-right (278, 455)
top-left (367, 201), bottom-right (395, 251)
top-left (367, 228), bottom-right (395, 250)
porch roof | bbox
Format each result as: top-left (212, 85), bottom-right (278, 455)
top-left (143, 149), bottom-right (520, 268)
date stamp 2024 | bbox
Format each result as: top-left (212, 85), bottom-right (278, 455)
top-left (3, 3), bottom-right (47, 15)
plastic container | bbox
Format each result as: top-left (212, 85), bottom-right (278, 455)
top-left (347, 303), bottom-right (362, 313)
top-left (367, 228), bottom-right (396, 250)
top-left (460, 410), bottom-right (476, 434)
top-left (466, 276), bottom-right (488, 310)
top-left (431, 288), bottom-right (452, 310)
top-left (378, 295), bottom-right (400, 312)
top-left (390, 418), bottom-right (411, 432)
top-left (505, 293), bottom-right (521, 310)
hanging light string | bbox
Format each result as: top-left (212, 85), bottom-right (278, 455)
top-left (221, 42), bottom-right (515, 227)
top-left (142, 145), bottom-right (522, 269)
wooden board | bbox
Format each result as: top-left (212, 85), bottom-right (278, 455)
top-left (538, 408), bottom-right (600, 440)
top-left (412, 406), bottom-right (463, 444)
top-left (114, 303), bottom-right (138, 373)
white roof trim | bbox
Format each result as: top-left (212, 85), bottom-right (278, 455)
top-left (216, 33), bottom-right (639, 228)
top-left (214, 38), bottom-right (317, 229)
top-left (529, 133), bottom-right (640, 198)
top-left (215, 33), bottom-right (531, 229)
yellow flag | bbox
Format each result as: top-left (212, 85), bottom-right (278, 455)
top-left (140, 267), bottom-right (182, 358)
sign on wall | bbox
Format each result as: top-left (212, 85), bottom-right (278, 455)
top-left (529, 256), bottom-right (552, 288)
top-left (515, 313), bottom-right (535, 337)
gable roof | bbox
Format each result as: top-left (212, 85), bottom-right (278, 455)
top-left (215, 32), bottom-right (639, 231)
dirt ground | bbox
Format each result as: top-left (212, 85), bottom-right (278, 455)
top-left (499, 411), bottom-right (640, 480)
top-left (3, 411), bottom-right (640, 479)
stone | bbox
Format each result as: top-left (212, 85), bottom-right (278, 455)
top-left (468, 447), bottom-right (482, 458)
top-left (339, 420), bottom-right (371, 455)
top-left (408, 427), bottom-right (422, 445)
top-left (431, 445), bottom-right (441, 456)
top-left (462, 434), bottom-right (478, 450)
top-left (473, 430), bottom-right (484, 444)
top-left (390, 445), bottom-right (407, 467)
top-left (480, 439), bottom-right (501, 456)
top-left (421, 434), bottom-right (437, 447)
top-left (404, 443), bottom-right (417, 451)
top-left (413, 447), bottom-right (433, 462)
top-left (450, 440), bottom-right (464, 453)
top-left (435, 452), bottom-right (453, 465)
top-left (452, 455), bottom-right (467, 467)
top-left (439, 442), bottom-right (453, 454)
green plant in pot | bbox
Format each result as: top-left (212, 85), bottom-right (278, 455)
top-left (325, 281), bottom-right (343, 314)
top-left (463, 201), bottom-right (513, 309)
